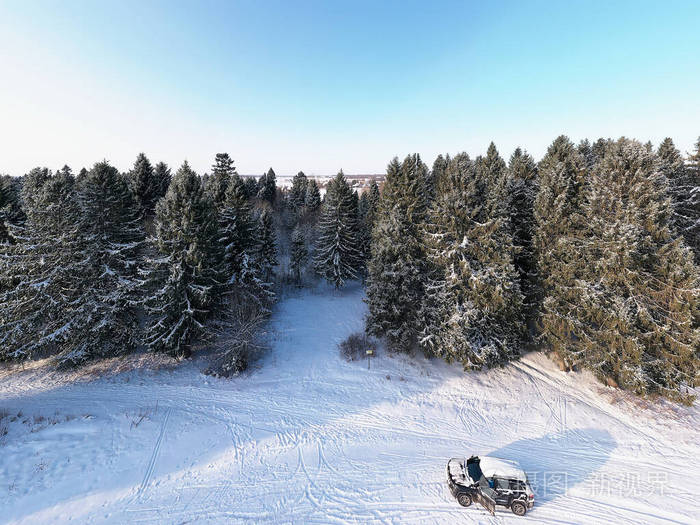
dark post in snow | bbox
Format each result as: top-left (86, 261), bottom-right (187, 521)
top-left (366, 348), bottom-right (374, 370)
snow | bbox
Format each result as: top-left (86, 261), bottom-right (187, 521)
top-left (1, 282), bottom-right (699, 524)
top-left (478, 457), bottom-right (527, 482)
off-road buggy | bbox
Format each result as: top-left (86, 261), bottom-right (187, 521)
top-left (447, 455), bottom-right (534, 516)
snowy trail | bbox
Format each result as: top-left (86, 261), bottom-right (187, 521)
top-left (1, 282), bottom-right (699, 524)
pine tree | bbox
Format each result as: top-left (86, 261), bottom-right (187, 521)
top-left (305, 179), bottom-right (321, 211)
top-left (659, 138), bottom-right (699, 264)
top-left (577, 139), bottom-right (699, 402)
top-left (290, 171), bottom-right (308, 210)
top-left (534, 135), bottom-right (589, 367)
top-left (144, 161), bottom-right (223, 358)
top-left (366, 155), bottom-right (429, 351)
top-left (208, 153), bottom-right (236, 208)
top-left (507, 148), bottom-right (539, 328)
top-left (314, 171), bottom-right (362, 288)
top-left (290, 226), bottom-right (308, 284)
top-left (128, 153), bottom-right (161, 215)
top-left (257, 208), bottom-right (277, 282)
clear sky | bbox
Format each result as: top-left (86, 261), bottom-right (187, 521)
top-left (1, 0), bottom-right (699, 177)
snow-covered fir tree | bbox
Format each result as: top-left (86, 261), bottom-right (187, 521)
top-left (658, 138), bottom-right (699, 264)
top-left (420, 149), bottom-right (524, 368)
top-left (685, 137), bottom-right (700, 261)
top-left (304, 179), bottom-right (321, 211)
top-left (290, 171), bottom-right (308, 210)
top-left (534, 135), bottom-right (589, 367)
top-left (575, 139), bottom-right (699, 402)
top-left (218, 175), bottom-right (273, 311)
top-left (1, 161), bottom-right (143, 365)
top-left (258, 168), bottom-right (277, 204)
top-left (219, 175), bottom-right (256, 281)
top-left (366, 155), bottom-right (429, 351)
top-left (152, 162), bottom-right (172, 202)
top-left (128, 153), bottom-right (160, 215)
top-left (507, 147), bottom-right (539, 328)
top-left (257, 208), bottom-right (277, 282)
top-left (207, 153), bottom-right (236, 208)
top-left (431, 154), bottom-right (450, 196)
top-left (64, 161), bottom-right (145, 364)
top-left (290, 226), bottom-right (307, 284)
top-left (0, 175), bottom-right (24, 245)
top-left (243, 176), bottom-right (258, 200)
top-left (314, 171), bottom-right (362, 288)
top-left (0, 168), bottom-right (82, 360)
top-left (144, 161), bottom-right (223, 358)
top-left (366, 180), bottom-right (380, 224)
top-left (357, 191), bottom-right (371, 262)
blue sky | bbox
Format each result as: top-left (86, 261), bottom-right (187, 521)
top-left (1, 0), bottom-right (698, 176)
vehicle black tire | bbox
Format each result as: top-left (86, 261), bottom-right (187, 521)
top-left (511, 501), bottom-right (527, 516)
top-left (457, 493), bottom-right (472, 507)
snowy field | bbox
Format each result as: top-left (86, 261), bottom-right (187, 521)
top-left (1, 283), bottom-right (699, 524)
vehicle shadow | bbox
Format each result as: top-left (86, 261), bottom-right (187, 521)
top-left (487, 427), bottom-right (616, 506)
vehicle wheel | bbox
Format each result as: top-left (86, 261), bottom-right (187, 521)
top-left (457, 493), bottom-right (472, 507)
top-left (511, 501), bottom-right (527, 516)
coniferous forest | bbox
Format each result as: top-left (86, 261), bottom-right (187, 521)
top-left (1, 136), bottom-right (699, 402)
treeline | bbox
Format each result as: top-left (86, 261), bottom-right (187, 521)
top-left (365, 137), bottom-right (700, 403)
top-left (0, 154), bottom-right (377, 373)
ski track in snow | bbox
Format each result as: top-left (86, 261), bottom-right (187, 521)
top-left (1, 281), bottom-right (699, 524)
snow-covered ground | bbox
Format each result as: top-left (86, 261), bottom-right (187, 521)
top-left (1, 283), bottom-right (699, 524)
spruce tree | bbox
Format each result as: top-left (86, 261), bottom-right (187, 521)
top-left (431, 154), bottom-right (450, 196)
top-left (290, 171), bottom-right (308, 210)
top-left (658, 138), bottom-right (699, 263)
top-left (1, 168), bottom-right (81, 360)
top-left (257, 208), bottom-right (277, 282)
top-left (577, 139), bottom-right (699, 402)
top-left (219, 175), bottom-right (272, 310)
top-left (366, 155), bottom-right (428, 351)
top-left (290, 226), bottom-right (308, 284)
top-left (128, 153), bottom-right (161, 215)
top-left (0, 175), bottom-right (23, 244)
top-left (243, 176), bottom-right (258, 200)
top-left (420, 151), bottom-right (524, 367)
top-left (144, 161), bottom-right (223, 358)
top-left (314, 171), bottom-right (362, 288)
top-left (366, 180), bottom-right (380, 225)
top-left (357, 191), bottom-right (372, 264)
top-left (685, 137), bottom-right (700, 261)
top-left (152, 162), bottom-right (172, 203)
top-left (577, 139), bottom-right (595, 171)
top-left (218, 175), bottom-right (256, 282)
top-left (507, 148), bottom-right (539, 328)
top-left (259, 168), bottom-right (276, 204)
top-left (64, 161), bottom-right (145, 364)
top-left (208, 153), bottom-right (236, 208)
top-left (534, 135), bottom-right (589, 367)
top-left (304, 179), bottom-right (321, 211)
